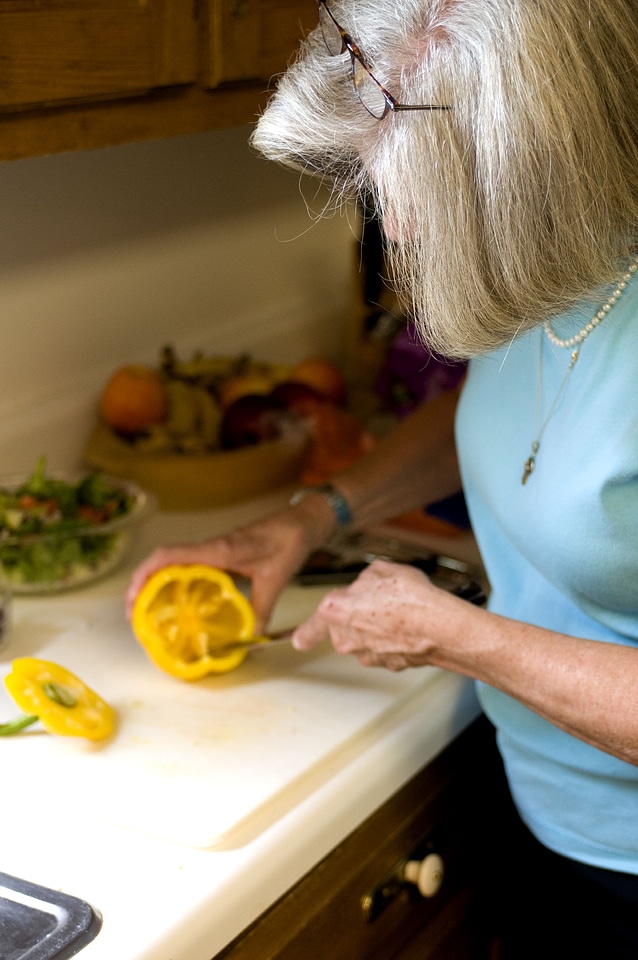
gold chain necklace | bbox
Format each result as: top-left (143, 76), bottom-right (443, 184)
top-left (521, 256), bottom-right (638, 485)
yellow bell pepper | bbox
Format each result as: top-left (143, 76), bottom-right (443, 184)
top-left (2, 658), bottom-right (115, 741)
top-left (132, 564), bottom-right (256, 680)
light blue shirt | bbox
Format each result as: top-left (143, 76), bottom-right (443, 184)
top-left (455, 270), bottom-right (638, 872)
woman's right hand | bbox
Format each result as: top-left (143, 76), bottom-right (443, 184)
top-left (125, 495), bottom-right (337, 632)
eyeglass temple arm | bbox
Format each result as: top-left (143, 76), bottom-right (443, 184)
top-left (391, 103), bottom-right (452, 112)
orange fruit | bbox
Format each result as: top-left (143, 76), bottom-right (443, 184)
top-left (131, 565), bottom-right (256, 681)
top-left (290, 357), bottom-right (347, 406)
top-left (99, 365), bottom-right (168, 437)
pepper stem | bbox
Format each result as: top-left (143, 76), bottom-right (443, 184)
top-left (0, 714), bottom-right (39, 736)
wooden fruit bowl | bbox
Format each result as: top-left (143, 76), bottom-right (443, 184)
top-left (83, 423), bottom-right (308, 511)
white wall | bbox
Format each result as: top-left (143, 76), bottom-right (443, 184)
top-left (0, 126), bottom-right (357, 472)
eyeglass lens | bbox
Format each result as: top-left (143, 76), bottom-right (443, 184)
top-left (352, 60), bottom-right (388, 118)
top-left (319, 2), bottom-right (389, 118)
top-left (319, 3), bottom-right (344, 55)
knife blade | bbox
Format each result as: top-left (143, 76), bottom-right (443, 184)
top-left (210, 628), bottom-right (295, 659)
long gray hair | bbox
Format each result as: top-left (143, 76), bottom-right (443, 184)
top-left (252, 0), bottom-right (638, 357)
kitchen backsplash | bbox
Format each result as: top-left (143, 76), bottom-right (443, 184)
top-left (0, 126), bottom-right (355, 474)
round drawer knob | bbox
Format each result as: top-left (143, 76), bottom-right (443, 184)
top-left (403, 853), bottom-right (445, 898)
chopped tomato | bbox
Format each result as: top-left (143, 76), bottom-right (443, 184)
top-left (77, 505), bottom-right (108, 523)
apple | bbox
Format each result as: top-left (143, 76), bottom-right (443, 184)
top-left (269, 380), bottom-right (326, 416)
top-left (220, 394), bottom-right (284, 449)
top-left (289, 357), bottom-right (347, 406)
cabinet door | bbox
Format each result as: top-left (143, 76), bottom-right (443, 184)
top-left (204, 0), bottom-right (317, 88)
top-left (214, 718), bottom-right (508, 960)
top-left (0, 0), bottom-right (197, 112)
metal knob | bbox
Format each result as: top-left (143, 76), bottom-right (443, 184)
top-left (403, 853), bottom-right (445, 898)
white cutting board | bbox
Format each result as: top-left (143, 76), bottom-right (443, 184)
top-left (0, 582), bottom-right (440, 849)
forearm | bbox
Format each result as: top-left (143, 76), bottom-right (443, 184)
top-left (300, 388), bottom-right (462, 534)
top-left (435, 597), bottom-right (638, 766)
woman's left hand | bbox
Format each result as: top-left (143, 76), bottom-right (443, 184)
top-left (291, 559), bottom-right (455, 671)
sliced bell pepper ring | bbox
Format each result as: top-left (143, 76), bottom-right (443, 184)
top-left (2, 658), bottom-right (115, 741)
top-left (132, 564), bottom-right (256, 680)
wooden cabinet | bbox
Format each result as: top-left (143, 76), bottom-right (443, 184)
top-left (0, 0), bottom-right (316, 161)
top-left (205, 0), bottom-right (315, 88)
top-left (214, 718), bottom-right (509, 960)
top-left (0, 1), bottom-right (196, 112)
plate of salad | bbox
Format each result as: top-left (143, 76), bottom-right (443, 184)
top-left (0, 458), bottom-right (152, 593)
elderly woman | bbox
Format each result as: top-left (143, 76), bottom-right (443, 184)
top-left (128, 1), bottom-right (638, 955)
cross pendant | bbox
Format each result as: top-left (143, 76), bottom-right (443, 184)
top-left (521, 441), bottom-right (540, 485)
top-left (521, 456), bottom-right (535, 484)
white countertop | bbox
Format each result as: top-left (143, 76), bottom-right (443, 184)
top-left (0, 493), bottom-right (481, 960)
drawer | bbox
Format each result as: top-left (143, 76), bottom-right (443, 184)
top-left (214, 717), bottom-right (508, 960)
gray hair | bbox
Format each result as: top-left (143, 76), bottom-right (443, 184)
top-left (252, 0), bottom-right (638, 357)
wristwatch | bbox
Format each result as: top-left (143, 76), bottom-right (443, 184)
top-left (289, 483), bottom-right (353, 529)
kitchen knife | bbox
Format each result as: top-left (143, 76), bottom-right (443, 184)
top-left (211, 628), bottom-right (295, 658)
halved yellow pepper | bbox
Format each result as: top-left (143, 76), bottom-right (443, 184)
top-left (132, 564), bottom-right (256, 680)
top-left (3, 658), bottom-right (115, 741)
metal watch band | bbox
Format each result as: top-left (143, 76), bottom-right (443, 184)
top-left (290, 483), bottom-right (353, 529)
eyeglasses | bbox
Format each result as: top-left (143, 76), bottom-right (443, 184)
top-left (317, 0), bottom-right (451, 120)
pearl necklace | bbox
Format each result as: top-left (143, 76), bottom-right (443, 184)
top-left (521, 256), bottom-right (638, 485)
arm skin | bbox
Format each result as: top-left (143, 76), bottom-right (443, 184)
top-left (292, 560), bottom-right (638, 767)
top-left (323, 386), bottom-right (463, 529)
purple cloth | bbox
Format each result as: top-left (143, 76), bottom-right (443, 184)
top-left (375, 319), bottom-right (467, 417)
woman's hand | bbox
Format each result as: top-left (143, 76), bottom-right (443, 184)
top-left (125, 496), bottom-right (338, 631)
top-left (293, 560), bottom-right (638, 766)
top-left (292, 559), bottom-right (457, 670)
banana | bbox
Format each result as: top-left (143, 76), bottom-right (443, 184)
top-left (159, 344), bottom-right (292, 396)
top-left (160, 345), bottom-right (247, 385)
top-left (267, 362), bottom-right (294, 384)
top-left (194, 386), bottom-right (222, 448)
top-left (164, 380), bottom-right (200, 439)
top-left (134, 424), bottom-right (176, 454)
top-left (176, 435), bottom-right (209, 454)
